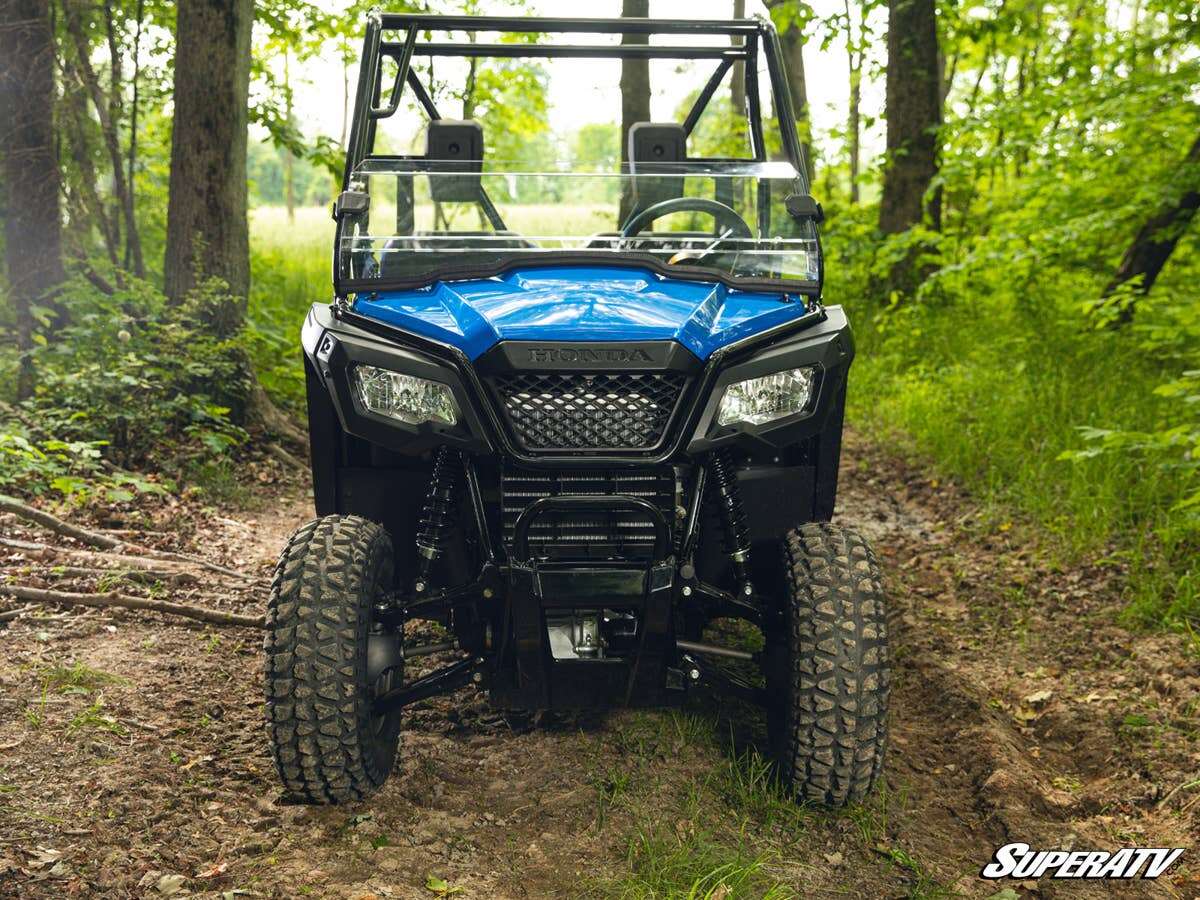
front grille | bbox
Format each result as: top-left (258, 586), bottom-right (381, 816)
top-left (491, 372), bottom-right (688, 453)
top-left (501, 468), bottom-right (676, 560)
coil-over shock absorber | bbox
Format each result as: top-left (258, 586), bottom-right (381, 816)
top-left (709, 448), bottom-right (754, 595)
top-left (414, 445), bottom-right (463, 593)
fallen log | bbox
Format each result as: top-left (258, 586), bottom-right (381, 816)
top-left (0, 496), bottom-right (266, 586)
top-left (0, 494), bottom-right (121, 550)
top-left (32, 565), bottom-right (200, 587)
top-left (2, 537), bottom-right (209, 579)
top-left (0, 584), bottom-right (265, 629)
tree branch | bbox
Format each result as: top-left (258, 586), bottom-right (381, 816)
top-left (0, 583), bottom-right (263, 629)
top-left (0, 494), bottom-right (122, 549)
top-left (0, 536), bottom-right (205, 579)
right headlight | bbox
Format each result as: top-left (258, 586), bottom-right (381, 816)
top-left (351, 364), bottom-right (458, 426)
top-left (716, 366), bottom-right (817, 427)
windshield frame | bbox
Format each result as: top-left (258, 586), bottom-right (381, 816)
top-left (333, 14), bottom-right (819, 299)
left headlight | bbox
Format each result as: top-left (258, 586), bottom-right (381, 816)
top-left (352, 364), bottom-right (458, 426)
top-left (716, 366), bottom-right (817, 427)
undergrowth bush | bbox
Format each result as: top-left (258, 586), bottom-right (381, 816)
top-left (2, 276), bottom-right (251, 500)
top-left (829, 197), bottom-right (1200, 629)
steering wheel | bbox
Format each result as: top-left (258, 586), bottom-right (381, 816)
top-left (619, 197), bottom-right (753, 242)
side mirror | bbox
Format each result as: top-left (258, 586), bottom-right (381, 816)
top-left (785, 193), bottom-right (825, 226)
top-left (333, 189), bottom-right (370, 221)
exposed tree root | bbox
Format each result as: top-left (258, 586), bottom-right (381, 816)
top-left (0, 584), bottom-right (264, 629)
top-left (266, 442), bottom-right (305, 471)
top-left (249, 382), bottom-right (308, 449)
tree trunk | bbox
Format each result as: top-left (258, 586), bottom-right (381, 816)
top-left (765, 0), bottom-right (814, 184)
top-left (164, 0), bottom-right (253, 306)
top-left (127, 0), bottom-right (145, 271)
top-left (63, 0), bottom-right (144, 278)
top-left (283, 50), bottom-right (295, 223)
top-left (340, 41), bottom-right (349, 149)
top-left (618, 0), bottom-right (650, 224)
top-left (844, 0), bottom-right (862, 204)
top-left (61, 64), bottom-right (121, 269)
top-left (1100, 132), bottom-right (1200, 325)
top-left (0, 0), bottom-right (66, 400)
top-left (879, 0), bottom-right (941, 234)
top-left (848, 72), bottom-right (861, 202)
top-left (731, 0), bottom-right (746, 117)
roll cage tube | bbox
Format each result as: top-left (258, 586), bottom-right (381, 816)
top-left (333, 14), bottom-right (816, 296)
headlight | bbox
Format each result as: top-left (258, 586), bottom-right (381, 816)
top-left (352, 365), bottom-right (458, 426)
top-left (716, 366), bottom-right (817, 427)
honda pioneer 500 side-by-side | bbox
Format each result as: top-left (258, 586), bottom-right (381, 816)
top-left (265, 12), bottom-right (889, 808)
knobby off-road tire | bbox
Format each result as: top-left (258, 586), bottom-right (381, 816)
top-left (771, 522), bottom-right (889, 807)
top-left (264, 515), bottom-right (400, 804)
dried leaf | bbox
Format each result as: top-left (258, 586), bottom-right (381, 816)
top-left (28, 847), bottom-right (62, 867)
top-left (197, 861), bottom-right (228, 879)
top-left (157, 873), bottom-right (186, 895)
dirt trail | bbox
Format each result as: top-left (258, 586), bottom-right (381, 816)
top-left (1, 435), bottom-right (1196, 898)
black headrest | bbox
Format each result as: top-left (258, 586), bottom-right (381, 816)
top-left (628, 122), bottom-right (686, 207)
top-left (426, 119), bottom-right (484, 203)
top-left (628, 122), bottom-right (687, 165)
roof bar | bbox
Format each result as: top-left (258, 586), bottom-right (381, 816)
top-left (382, 42), bottom-right (748, 61)
top-left (375, 15), bottom-right (765, 36)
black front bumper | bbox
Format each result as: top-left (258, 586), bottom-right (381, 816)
top-left (489, 495), bottom-right (683, 709)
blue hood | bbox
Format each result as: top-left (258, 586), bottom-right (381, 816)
top-left (352, 265), bottom-right (808, 362)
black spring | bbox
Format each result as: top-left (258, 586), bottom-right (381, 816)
top-left (415, 445), bottom-right (462, 580)
top-left (709, 449), bottom-right (752, 583)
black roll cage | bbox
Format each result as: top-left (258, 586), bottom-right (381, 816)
top-left (335, 14), bottom-right (814, 299)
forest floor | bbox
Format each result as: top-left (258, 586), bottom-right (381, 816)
top-left (0, 433), bottom-right (1198, 899)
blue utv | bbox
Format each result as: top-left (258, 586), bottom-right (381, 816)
top-left (265, 13), bottom-right (889, 808)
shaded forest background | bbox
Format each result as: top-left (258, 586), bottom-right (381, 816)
top-left (1, 0), bottom-right (1198, 632)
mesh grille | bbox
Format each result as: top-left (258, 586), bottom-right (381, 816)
top-left (492, 372), bottom-right (688, 452)
top-left (501, 468), bottom-right (675, 561)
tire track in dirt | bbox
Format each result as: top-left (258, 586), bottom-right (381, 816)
top-left (835, 432), bottom-right (1197, 898)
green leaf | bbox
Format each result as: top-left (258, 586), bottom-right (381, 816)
top-left (425, 874), bottom-right (463, 896)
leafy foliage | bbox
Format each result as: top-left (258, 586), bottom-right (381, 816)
top-left (5, 276), bottom-right (251, 498)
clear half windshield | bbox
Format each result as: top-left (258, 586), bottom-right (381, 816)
top-left (337, 159), bottom-right (820, 290)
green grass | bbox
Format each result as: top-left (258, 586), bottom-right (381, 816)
top-left (39, 661), bottom-right (127, 694)
top-left (613, 825), bottom-right (794, 900)
top-left (248, 205), bottom-right (333, 413)
top-left (67, 700), bottom-right (127, 737)
top-left (587, 709), bottom-right (821, 898)
top-left (833, 223), bottom-right (1200, 629)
